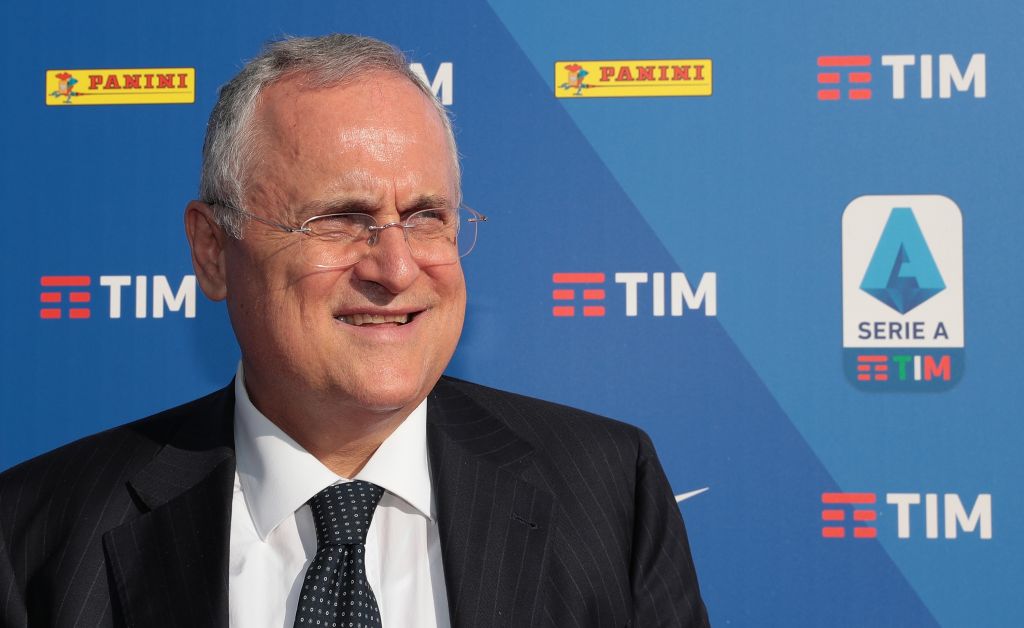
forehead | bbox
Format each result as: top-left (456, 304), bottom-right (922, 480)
top-left (248, 71), bottom-right (457, 211)
top-left (258, 70), bottom-right (438, 128)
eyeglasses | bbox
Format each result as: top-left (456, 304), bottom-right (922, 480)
top-left (212, 202), bottom-right (487, 269)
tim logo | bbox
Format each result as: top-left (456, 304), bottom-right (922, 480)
top-left (841, 196), bottom-right (964, 391)
top-left (552, 272), bottom-right (716, 318)
top-left (39, 275), bottom-right (196, 319)
top-left (817, 53), bottom-right (985, 101)
top-left (821, 492), bottom-right (992, 541)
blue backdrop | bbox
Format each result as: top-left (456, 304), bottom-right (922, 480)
top-left (3, 1), bottom-right (1021, 626)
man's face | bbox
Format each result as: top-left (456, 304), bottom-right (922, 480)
top-left (215, 72), bottom-right (465, 420)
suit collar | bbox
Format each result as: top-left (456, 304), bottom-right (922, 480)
top-left (428, 377), bottom-right (555, 627)
top-left (104, 384), bottom-right (236, 628)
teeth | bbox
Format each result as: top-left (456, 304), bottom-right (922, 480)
top-left (339, 313), bottom-right (410, 326)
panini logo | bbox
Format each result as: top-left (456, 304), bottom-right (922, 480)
top-left (555, 59), bottom-right (712, 98)
top-left (46, 68), bottom-right (195, 106)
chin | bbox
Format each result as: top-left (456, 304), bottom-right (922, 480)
top-left (340, 368), bottom-right (434, 414)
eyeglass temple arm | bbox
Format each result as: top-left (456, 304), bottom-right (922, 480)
top-left (464, 206), bottom-right (488, 223)
top-left (210, 201), bottom-right (308, 234)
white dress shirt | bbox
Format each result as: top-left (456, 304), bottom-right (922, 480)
top-left (228, 364), bottom-right (451, 628)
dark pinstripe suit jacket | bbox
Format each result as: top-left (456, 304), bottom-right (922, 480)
top-left (0, 377), bottom-right (708, 627)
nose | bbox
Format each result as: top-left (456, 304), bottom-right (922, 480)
top-left (352, 221), bottom-right (420, 293)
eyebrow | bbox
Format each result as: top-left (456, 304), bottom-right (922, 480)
top-left (295, 193), bottom-right (455, 218)
top-left (402, 194), bottom-right (455, 213)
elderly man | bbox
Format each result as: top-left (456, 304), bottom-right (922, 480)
top-left (0, 35), bottom-right (708, 627)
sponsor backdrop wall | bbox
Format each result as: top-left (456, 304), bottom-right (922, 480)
top-left (2, 1), bottom-right (1020, 626)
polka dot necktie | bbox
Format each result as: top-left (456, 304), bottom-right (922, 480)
top-left (294, 480), bottom-right (386, 628)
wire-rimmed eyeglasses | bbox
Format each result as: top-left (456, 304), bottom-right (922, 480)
top-left (210, 202), bottom-right (487, 269)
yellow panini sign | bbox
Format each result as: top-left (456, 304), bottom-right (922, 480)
top-left (554, 59), bottom-right (712, 98)
top-left (46, 68), bottom-right (196, 106)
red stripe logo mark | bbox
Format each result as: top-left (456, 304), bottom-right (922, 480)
top-left (818, 55), bottom-right (872, 67)
top-left (821, 492), bottom-right (878, 539)
top-left (553, 273), bottom-right (606, 284)
top-left (817, 55), bottom-right (873, 100)
top-left (856, 355), bottom-right (889, 381)
top-left (821, 509), bottom-right (845, 521)
top-left (41, 275), bottom-right (91, 287)
top-left (552, 273), bottom-right (606, 317)
top-left (39, 275), bottom-right (92, 320)
top-left (822, 492), bottom-right (877, 504)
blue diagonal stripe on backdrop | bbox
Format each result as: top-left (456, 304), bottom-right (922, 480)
top-left (445, 1), bottom-right (937, 625)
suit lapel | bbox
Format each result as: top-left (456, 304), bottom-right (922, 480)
top-left (428, 378), bottom-right (554, 628)
top-left (103, 386), bottom-right (236, 628)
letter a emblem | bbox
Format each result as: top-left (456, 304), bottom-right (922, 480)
top-left (860, 207), bottom-right (945, 313)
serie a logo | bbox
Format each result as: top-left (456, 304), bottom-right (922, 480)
top-left (841, 195), bottom-right (964, 391)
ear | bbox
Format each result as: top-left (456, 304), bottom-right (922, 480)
top-left (184, 200), bottom-right (229, 301)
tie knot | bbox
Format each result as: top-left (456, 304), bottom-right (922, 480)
top-left (307, 480), bottom-right (385, 546)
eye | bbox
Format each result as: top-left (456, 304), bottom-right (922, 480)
top-left (407, 208), bottom-right (455, 229)
top-left (305, 213), bottom-right (374, 239)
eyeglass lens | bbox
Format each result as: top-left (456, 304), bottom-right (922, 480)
top-left (299, 207), bottom-right (479, 269)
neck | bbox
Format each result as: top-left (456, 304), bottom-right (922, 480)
top-left (241, 373), bottom-right (420, 479)
top-left (275, 409), bottom-right (409, 478)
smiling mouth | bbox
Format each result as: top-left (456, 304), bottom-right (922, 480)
top-left (336, 312), bottom-right (416, 326)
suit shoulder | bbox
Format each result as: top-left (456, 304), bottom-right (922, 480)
top-left (437, 376), bottom-right (646, 451)
top-left (0, 387), bottom-right (229, 508)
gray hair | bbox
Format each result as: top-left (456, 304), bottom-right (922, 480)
top-left (198, 34), bottom-right (459, 238)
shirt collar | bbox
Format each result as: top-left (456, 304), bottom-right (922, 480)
top-left (233, 362), bottom-right (433, 541)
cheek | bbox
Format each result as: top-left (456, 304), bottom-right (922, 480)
top-left (225, 274), bottom-right (274, 347)
top-left (275, 273), bottom-right (338, 338)
top-left (433, 267), bottom-right (467, 340)
top-left (224, 251), bottom-right (306, 346)
top-left (432, 267), bottom-right (466, 314)
top-left (435, 263), bottom-right (466, 297)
